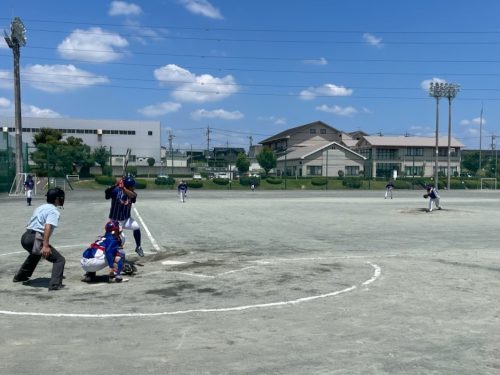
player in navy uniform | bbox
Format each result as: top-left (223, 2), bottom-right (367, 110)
top-left (384, 180), bottom-right (394, 199)
top-left (425, 184), bottom-right (442, 212)
top-left (24, 174), bottom-right (34, 206)
top-left (178, 179), bottom-right (188, 203)
top-left (81, 220), bottom-right (125, 283)
top-left (106, 175), bottom-right (144, 257)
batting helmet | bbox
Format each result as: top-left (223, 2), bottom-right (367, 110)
top-left (123, 176), bottom-right (136, 188)
top-left (105, 220), bottom-right (120, 233)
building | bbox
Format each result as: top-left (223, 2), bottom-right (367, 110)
top-left (354, 135), bottom-right (464, 178)
top-left (259, 121), bottom-right (366, 177)
top-left (0, 116), bottom-right (161, 166)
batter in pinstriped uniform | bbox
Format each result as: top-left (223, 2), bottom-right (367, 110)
top-left (106, 176), bottom-right (144, 257)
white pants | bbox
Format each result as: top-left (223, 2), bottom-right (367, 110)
top-left (120, 218), bottom-right (140, 231)
top-left (179, 191), bottom-right (187, 202)
top-left (384, 188), bottom-right (392, 199)
top-left (81, 251), bottom-right (107, 273)
top-left (26, 189), bottom-right (33, 198)
top-left (428, 197), bottom-right (441, 211)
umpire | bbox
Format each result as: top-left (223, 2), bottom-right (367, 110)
top-left (13, 187), bottom-right (66, 291)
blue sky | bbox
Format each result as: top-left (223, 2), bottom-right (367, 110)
top-left (1, 0), bottom-right (500, 151)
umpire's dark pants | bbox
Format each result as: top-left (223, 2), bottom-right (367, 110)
top-left (15, 230), bottom-right (65, 288)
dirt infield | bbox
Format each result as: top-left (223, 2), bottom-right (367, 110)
top-left (1, 189), bottom-right (499, 374)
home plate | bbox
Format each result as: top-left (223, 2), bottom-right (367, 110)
top-left (162, 260), bottom-right (187, 265)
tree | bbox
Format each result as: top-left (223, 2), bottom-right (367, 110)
top-left (93, 146), bottom-right (111, 174)
top-left (235, 152), bottom-right (250, 174)
top-left (30, 128), bottom-right (93, 177)
top-left (256, 146), bottom-right (277, 176)
top-left (147, 157), bottom-right (155, 177)
top-left (461, 152), bottom-right (480, 175)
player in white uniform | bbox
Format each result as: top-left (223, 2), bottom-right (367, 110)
top-left (178, 180), bottom-right (188, 203)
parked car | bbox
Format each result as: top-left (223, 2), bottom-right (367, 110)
top-left (192, 173), bottom-right (202, 180)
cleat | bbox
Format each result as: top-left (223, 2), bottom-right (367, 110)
top-left (135, 246), bottom-right (144, 257)
top-left (48, 284), bottom-right (65, 291)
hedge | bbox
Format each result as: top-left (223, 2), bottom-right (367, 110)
top-left (213, 178), bottom-right (229, 186)
top-left (95, 175), bottom-right (116, 185)
top-left (266, 177), bottom-right (282, 184)
top-left (186, 180), bottom-right (203, 188)
top-left (311, 177), bottom-right (327, 186)
top-left (239, 176), bottom-right (260, 186)
top-left (342, 177), bottom-right (363, 189)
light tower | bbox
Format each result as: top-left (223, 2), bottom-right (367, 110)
top-left (4, 17), bottom-right (27, 176)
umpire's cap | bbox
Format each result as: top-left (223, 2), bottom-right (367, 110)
top-left (46, 187), bottom-right (65, 205)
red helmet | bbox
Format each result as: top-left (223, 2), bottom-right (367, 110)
top-left (105, 220), bottom-right (120, 233)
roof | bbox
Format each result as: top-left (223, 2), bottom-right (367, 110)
top-left (360, 136), bottom-right (464, 148)
top-left (277, 141), bottom-right (366, 161)
top-left (259, 120), bottom-right (339, 144)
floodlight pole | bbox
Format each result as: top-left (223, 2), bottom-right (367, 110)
top-left (4, 17), bottom-right (26, 176)
top-left (445, 83), bottom-right (460, 190)
top-left (428, 82), bottom-right (445, 190)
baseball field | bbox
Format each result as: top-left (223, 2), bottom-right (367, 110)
top-left (1, 189), bottom-right (499, 374)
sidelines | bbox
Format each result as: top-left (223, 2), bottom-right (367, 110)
top-left (0, 261), bottom-right (381, 319)
top-left (133, 206), bottom-right (161, 252)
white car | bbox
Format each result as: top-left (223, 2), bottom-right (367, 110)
top-left (192, 174), bottom-right (202, 180)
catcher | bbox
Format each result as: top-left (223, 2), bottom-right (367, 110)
top-left (80, 220), bottom-right (127, 283)
top-left (423, 184), bottom-right (442, 212)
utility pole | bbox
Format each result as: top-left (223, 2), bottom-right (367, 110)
top-left (479, 104), bottom-right (483, 171)
top-left (4, 17), bottom-right (26, 176)
top-left (168, 131), bottom-right (174, 176)
top-left (206, 125), bottom-right (211, 154)
top-left (248, 136), bottom-right (253, 154)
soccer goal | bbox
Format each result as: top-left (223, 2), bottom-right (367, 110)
top-left (480, 178), bottom-right (497, 190)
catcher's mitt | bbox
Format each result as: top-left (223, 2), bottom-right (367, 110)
top-left (423, 194), bottom-right (429, 199)
top-left (122, 262), bottom-right (137, 275)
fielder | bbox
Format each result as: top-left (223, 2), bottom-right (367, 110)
top-left (424, 184), bottom-right (442, 212)
top-left (24, 174), bottom-right (34, 206)
top-left (106, 175), bottom-right (144, 257)
top-left (384, 180), bottom-right (394, 199)
top-left (178, 180), bottom-right (188, 203)
top-left (81, 220), bottom-right (125, 283)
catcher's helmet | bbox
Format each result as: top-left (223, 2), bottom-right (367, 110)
top-left (46, 187), bottom-right (65, 206)
top-left (105, 220), bottom-right (120, 233)
top-left (123, 175), bottom-right (136, 188)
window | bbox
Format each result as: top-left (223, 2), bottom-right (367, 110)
top-left (320, 129), bottom-right (326, 134)
top-left (148, 131), bottom-right (153, 136)
top-left (309, 129), bottom-right (316, 134)
top-left (376, 163), bottom-right (399, 178)
top-left (307, 165), bottom-right (322, 176)
top-left (376, 148), bottom-right (397, 160)
top-left (406, 147), bottom-right (423, 156)
top-left (405, 166), bottom-right (423, 176)
top-left (438, 148), bottom-right (448, 157)
top-left (345, 166), bottom-right (359, 176)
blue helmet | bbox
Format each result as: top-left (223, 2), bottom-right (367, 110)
top-left (123, 176), bottom-right (136, 188)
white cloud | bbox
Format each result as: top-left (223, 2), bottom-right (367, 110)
top-left (23, 105), bottom-right (62, 118)
top-left (460, 117), bottom-right (486, 126)
top-left (0, 70), bottom-right (11, 89)
top-left (299, 84), bottom-right (353, 100)
top-left (0, 98), bottom-right (61, 118)
top-left (302, 57), bottom-right (328, 66)
top-left (0, 97), bottom-right (11, 107)
top-left (138, 101), bottom-right (181, 117)
top-left (191, 109), bottom-right (244, 120)
top-left (420, 77), bottom-right (446, 91)
top-left (258, 116), bottom-right (286, 125)
top-left (315, 104), bottom-right (358, 117)
top-left (0, 39), bottom-right (8, 49)
top-left (109, 1), bottom-right (142, 16)
top-left (23, 64), bottom-right (109, 93)
top-left (58, 27), bottom-right (129, 62)
top-left (123, 19), bottom-right (164, 44)
top-left (362, 106), bottom-right (372, 114)
top-left (363, 33), bottom-right (383, 48)
top-left (179, 0), bottom-right (223, 19)
top-left (154, 64), bottom-right (239, 103)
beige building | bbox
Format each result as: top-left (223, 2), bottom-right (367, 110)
top-left (259, 121), bottom-right (465, 179)
top-left (259, 121), bottom-right (366, 177)
top-left (354, 135), bottom-right (464, 178)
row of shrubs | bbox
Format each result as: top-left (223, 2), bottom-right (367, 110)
top-left (94, 175), bottom-right (482, 190)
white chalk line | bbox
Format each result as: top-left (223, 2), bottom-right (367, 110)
top-left (133, 206), bottom-right (161, 252)
top-left (0, 262), bottom-right (381, 319)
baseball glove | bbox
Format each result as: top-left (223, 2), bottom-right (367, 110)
top-left (423, 194), bottom-right (429, 198)
top-left (122, 262), bottom-right (137, 275)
